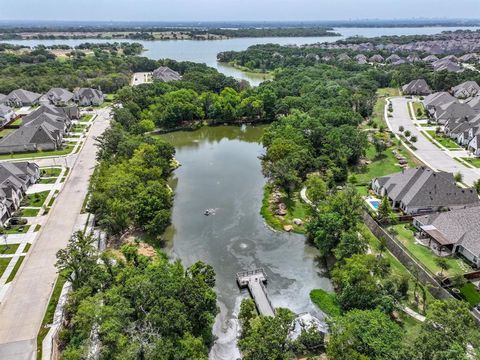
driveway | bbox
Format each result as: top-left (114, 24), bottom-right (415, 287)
top-left (0, 108), bottom-right (111, 360)
top-left (386, 97), bottom-right (480, 186)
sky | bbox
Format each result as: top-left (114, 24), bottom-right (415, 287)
top-left (0, 0), bottom-right (479, 22)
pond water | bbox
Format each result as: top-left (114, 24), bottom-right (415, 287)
top-left (3, 26), bottom-right (479, 85)
top-left (159, 125), bottom-right (331, 359)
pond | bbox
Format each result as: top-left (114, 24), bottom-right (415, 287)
top-left (3, 26), bottom-right (479, 85)
top-left (159, 125), bottom-right (331, 359)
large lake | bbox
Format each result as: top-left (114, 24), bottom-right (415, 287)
top-left (159, 125), bottom-right (331, 359)
top-left (3, 26), bottom-right (479, 85)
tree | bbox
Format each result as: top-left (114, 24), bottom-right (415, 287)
top-left (56, 231), bottom-right (98, 290)
top-left (398, 125), bottom-right (404, 133)
top-left (410, 135), bottom-right (417, 143)
top-left (305, 174), bottom-right (327, 205)
top-left (377, 197), bottom-right (396, 224)
top-left (238, 305), bottom-right (296, 360)
top-left (327, 309), bottom-right (403, 360)
top-left (404, 130), bottom-right (411, 137)
top-left (411, 299), bottom-right (480, 360)
top-left (373, 137), bottom-right (387, 157)
top-left (434, 257), bottom-right (450, 277)
top-left (333, 230), bottom-right (368, 261)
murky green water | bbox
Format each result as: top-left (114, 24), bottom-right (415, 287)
top-left (159, 125), bottom-right (331, 359)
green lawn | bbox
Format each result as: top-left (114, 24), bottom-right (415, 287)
top-left (6, 256), bottom-right (24, 283)
top-left (24, 191), bottom-right (50, 207)
top-left (425, 130), bottom-right (461, 149)
top-left (367, 88), bottom-right (400, 129)
top-left (0, 258), bottom-right (10, 277)
top-left (9, 118), bottom-right (23, 126)
top-left (79, 114), bottom-right (93, 122)
top-left (70, 124), bottom-right (88, 133)
top-left (462, 157), bottom-right (480, 168)
top-left (0, 128), bottom-right (15, 138)
top-left (0, 146), bottom-right (74, 160)
top-left (38, 178), bottom-right (57, 184)
top-left (354, 143), bottom-right (419, 184)
top-left (460, 283), bottom-right (480, 306)
top-left (0, 244), bottom-right (19, 254)
top-left (40, 167), bottom-right (62, 177)
top-left (3, 225), bottom-right (30, 234)
top-left (21, 208), bottom-right (40, 217)
top-left (24, 243), bottom-right (32, 253)
top-left (36, 272), bottom-right (68, 359)
top-left (390, 224), bottom-right (470, 276)
top-left (310, 289), bottom-right (341, 317)
top-left (34, 224), bottom-right (41, 232)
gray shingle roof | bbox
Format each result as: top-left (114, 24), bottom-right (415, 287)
top-left (402, 79), bottom-right (432, 95)
top-left (6, 89), bottom-right (42, 105)
top-left (39, 88), bottom-right (74, 104)
top-left (376, 167), bottom-right (479, 210)
top-left (152, 66), bottom-right (182, 82)
top-left (414, 206), bottom-right (480, 254)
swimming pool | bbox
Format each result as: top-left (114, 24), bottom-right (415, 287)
top-left (366, 198), bottom-right (381, 211)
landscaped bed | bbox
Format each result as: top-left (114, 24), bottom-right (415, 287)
top-left (390, 224), bottom-right (470, 276)
top-left (412, 102), bottom-right (427, 119)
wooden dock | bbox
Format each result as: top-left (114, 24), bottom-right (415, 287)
top-left (236, 268), bottom-right (275, 317)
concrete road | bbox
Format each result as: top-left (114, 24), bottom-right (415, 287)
top-left (0, 108), bottom-right (111, 360)
top-left (387, 97), bottom-right (480, 186)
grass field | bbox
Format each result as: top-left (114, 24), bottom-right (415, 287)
top-left (310, 289), bottom-right (341, 317)
top-left (368, 88), bottom-right (400, 129)
top-left (425, 130), bottom-right (461, 149)
top-left (79, 114), bottom-right (93, 122)
top-left (460, 283), bottom-right (480, 306)
top-left (390, 224), bottom-right (469, 276)
top-left (354, 143), bottom-right (419, 184)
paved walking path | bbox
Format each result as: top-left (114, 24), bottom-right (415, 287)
top-left (0, 108), bottom-right (110, 360)
top-left (386, 97), bottom-right (480, 186)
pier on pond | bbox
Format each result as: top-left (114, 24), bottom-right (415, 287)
top-left (236, 268), bottom-right (275, 317)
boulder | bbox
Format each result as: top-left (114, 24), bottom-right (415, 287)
top-left (283, 225), bottom-right (293, 232)
top-left (293, 218), bottom-right (303, 226)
